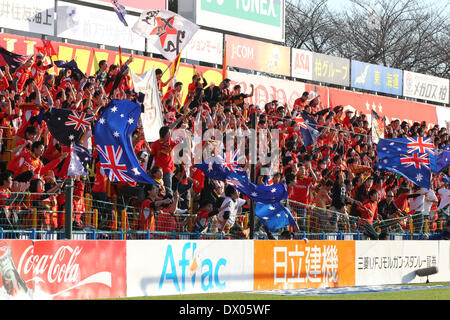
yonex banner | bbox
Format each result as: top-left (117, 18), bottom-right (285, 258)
top-left (312, 53), bottom-right (350, 87)
top-left (192, 0), bottom-right (285, 42)
top-left (403, 71), bottom-right (449, 104)
top-left (351, 60), bottom-right (403, 96)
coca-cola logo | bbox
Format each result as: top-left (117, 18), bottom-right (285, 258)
top-left (17, 245), bottom-right (81, 284)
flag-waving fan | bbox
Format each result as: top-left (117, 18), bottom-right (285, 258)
top-left (371, 109), bottom-right (385, 144)
top-left (54, 60), bottom-right (86, 80)
top-left (0, 47), bottom-right (31, 73)
top-left (93, 99), bottom-right (157, 184)
top-left (132, 10), bottom-right (199, 62)
top-left (44, 108), bottom-right (93, 146)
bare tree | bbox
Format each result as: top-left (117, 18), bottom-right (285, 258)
top-left (286, 0), bottom-right (450, 78)
top-left (285, 0), bottom-right (338, 54)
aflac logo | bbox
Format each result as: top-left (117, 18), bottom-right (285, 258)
top-left (159, 242), bottom-right (227, 293)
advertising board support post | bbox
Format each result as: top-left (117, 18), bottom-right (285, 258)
top-left (64, 178), bottom-right (74, 240)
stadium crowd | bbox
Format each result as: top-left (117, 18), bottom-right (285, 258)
top-left (0, 51), bottom-right (449, 240)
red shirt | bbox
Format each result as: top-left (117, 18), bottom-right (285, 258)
top-left (288, 176), bottom-right (313, 204)
top-left (13, 65), bottom-right (30, 92)
top-left (139, 199), bottom-right (156, 231)
top-left (150, 138), bottom-right (177, 174)
top-left (359, 199), bottom-right (378, 225)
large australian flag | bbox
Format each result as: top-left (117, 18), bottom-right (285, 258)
top-left (94, 99), bottom-right (157, 185)
top-left (195, 154), bottom-right (288, 204)
top-left (44, 108), bottom-right (93, 146)
top-left (375, 137), bottom-right (437, 188)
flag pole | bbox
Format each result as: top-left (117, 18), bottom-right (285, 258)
top-left (249, 113), bottom-right (257, 240)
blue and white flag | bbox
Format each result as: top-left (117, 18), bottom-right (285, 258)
top-left (68, 144), bottom-right (91, 177)
top-left (295, 112), bottom-right (321, 147)
top-left (435, 144), bottom-right (450, 173)
top-left (375, 137), bottom-right (437, 188)
top-left (255, 202), bottom-right (297, 232)
top-left (94, 99), bottom-right (157, 184)
top-left (195, 156), bottom-right (288, 204)
top-left (111, 0), bottom-right (128, 26)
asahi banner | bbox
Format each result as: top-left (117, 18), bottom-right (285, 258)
top-left (403, 71), bottom-right (449, 104)
top-left (312, 53), bottom-right (350, 87)
top-left (291, 48), bottom-right (313, 81)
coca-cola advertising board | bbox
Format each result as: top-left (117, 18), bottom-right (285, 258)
top-left (0, 240), bottom-right (126, 300)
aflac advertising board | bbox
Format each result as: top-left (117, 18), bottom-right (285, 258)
top-left (126, 240), bottom-right (254, 297)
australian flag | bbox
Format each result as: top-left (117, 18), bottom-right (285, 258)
top-left (0, 47), bottom-right (30, 73)
top-left (111, 0), bottom-right (128, 26)
top-left (195, 155), bottom-right (288, 204)
top-left (375, 137), bottom-right (437, 189)
top-left (434, 144), bottom-right (450, 173)
top-left (295, 112), bottom-right (321, 147)
top-left (94, 99), bottom-right (157, 185)
top-left (54, 144), bottom-right (91, 178)
top-left (44, 108), bottom-right (93, 146)
top-left (68, 144), bottom-right (91, 176)
top-left (255, 202), bottom-right (297, 232)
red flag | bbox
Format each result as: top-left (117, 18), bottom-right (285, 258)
top-left (118, 46), bottom-right (123, 68)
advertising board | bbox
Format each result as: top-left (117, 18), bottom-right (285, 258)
top-left (225, 35), bottom-right (291, 77)
top-left (403, 70), bottom-right (449, 104)
top-left (291, 48), bottom-right (313, 81)
top-left (56, 1), bottom-right (145, 51)
top-left (126, 240), bottom-right (254, 297)
top-left (0, 0), bottom-right (55, 36)
top-left (312, 52), bottom-right (350, 87)
top-left (253, 240), bottom-right (355, 290)
top-left (194, 0), bottom-right (285, 42)
top-left (0, 240), bottom-right (126, 300)
top-left (351, 60), bottom-right (403, 96)
top-left (355, 241), bottom-right (440, 285)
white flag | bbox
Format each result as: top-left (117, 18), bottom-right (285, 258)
top-left (132, 10), bottom-right (200, 62)
top-left (130, 68), bottom-right (164, 143)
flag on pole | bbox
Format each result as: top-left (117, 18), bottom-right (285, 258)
top-left (169, 51), bottom-right (182, 79)
top-left (132, 10), bottom-right (199, 62)
top-left (0, 47), bottom-right (31, 73)
top-left (111, 0), bottom-right (128, 26)
top-left (371, 109), bottom-right (385, 144)
top-left (94, 99), bottom-right (158, 184)
top-left (130, 67), bottom-right (164, 143)
top-left (222, 41), bottom-right (227, 80)
top-left (118, 45), bottom-right (123, 68)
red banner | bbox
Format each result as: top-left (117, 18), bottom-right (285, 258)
top-left (0, 240), bottom-right (126, 300)
top-left (305, 84), bottom-right (438, 127)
